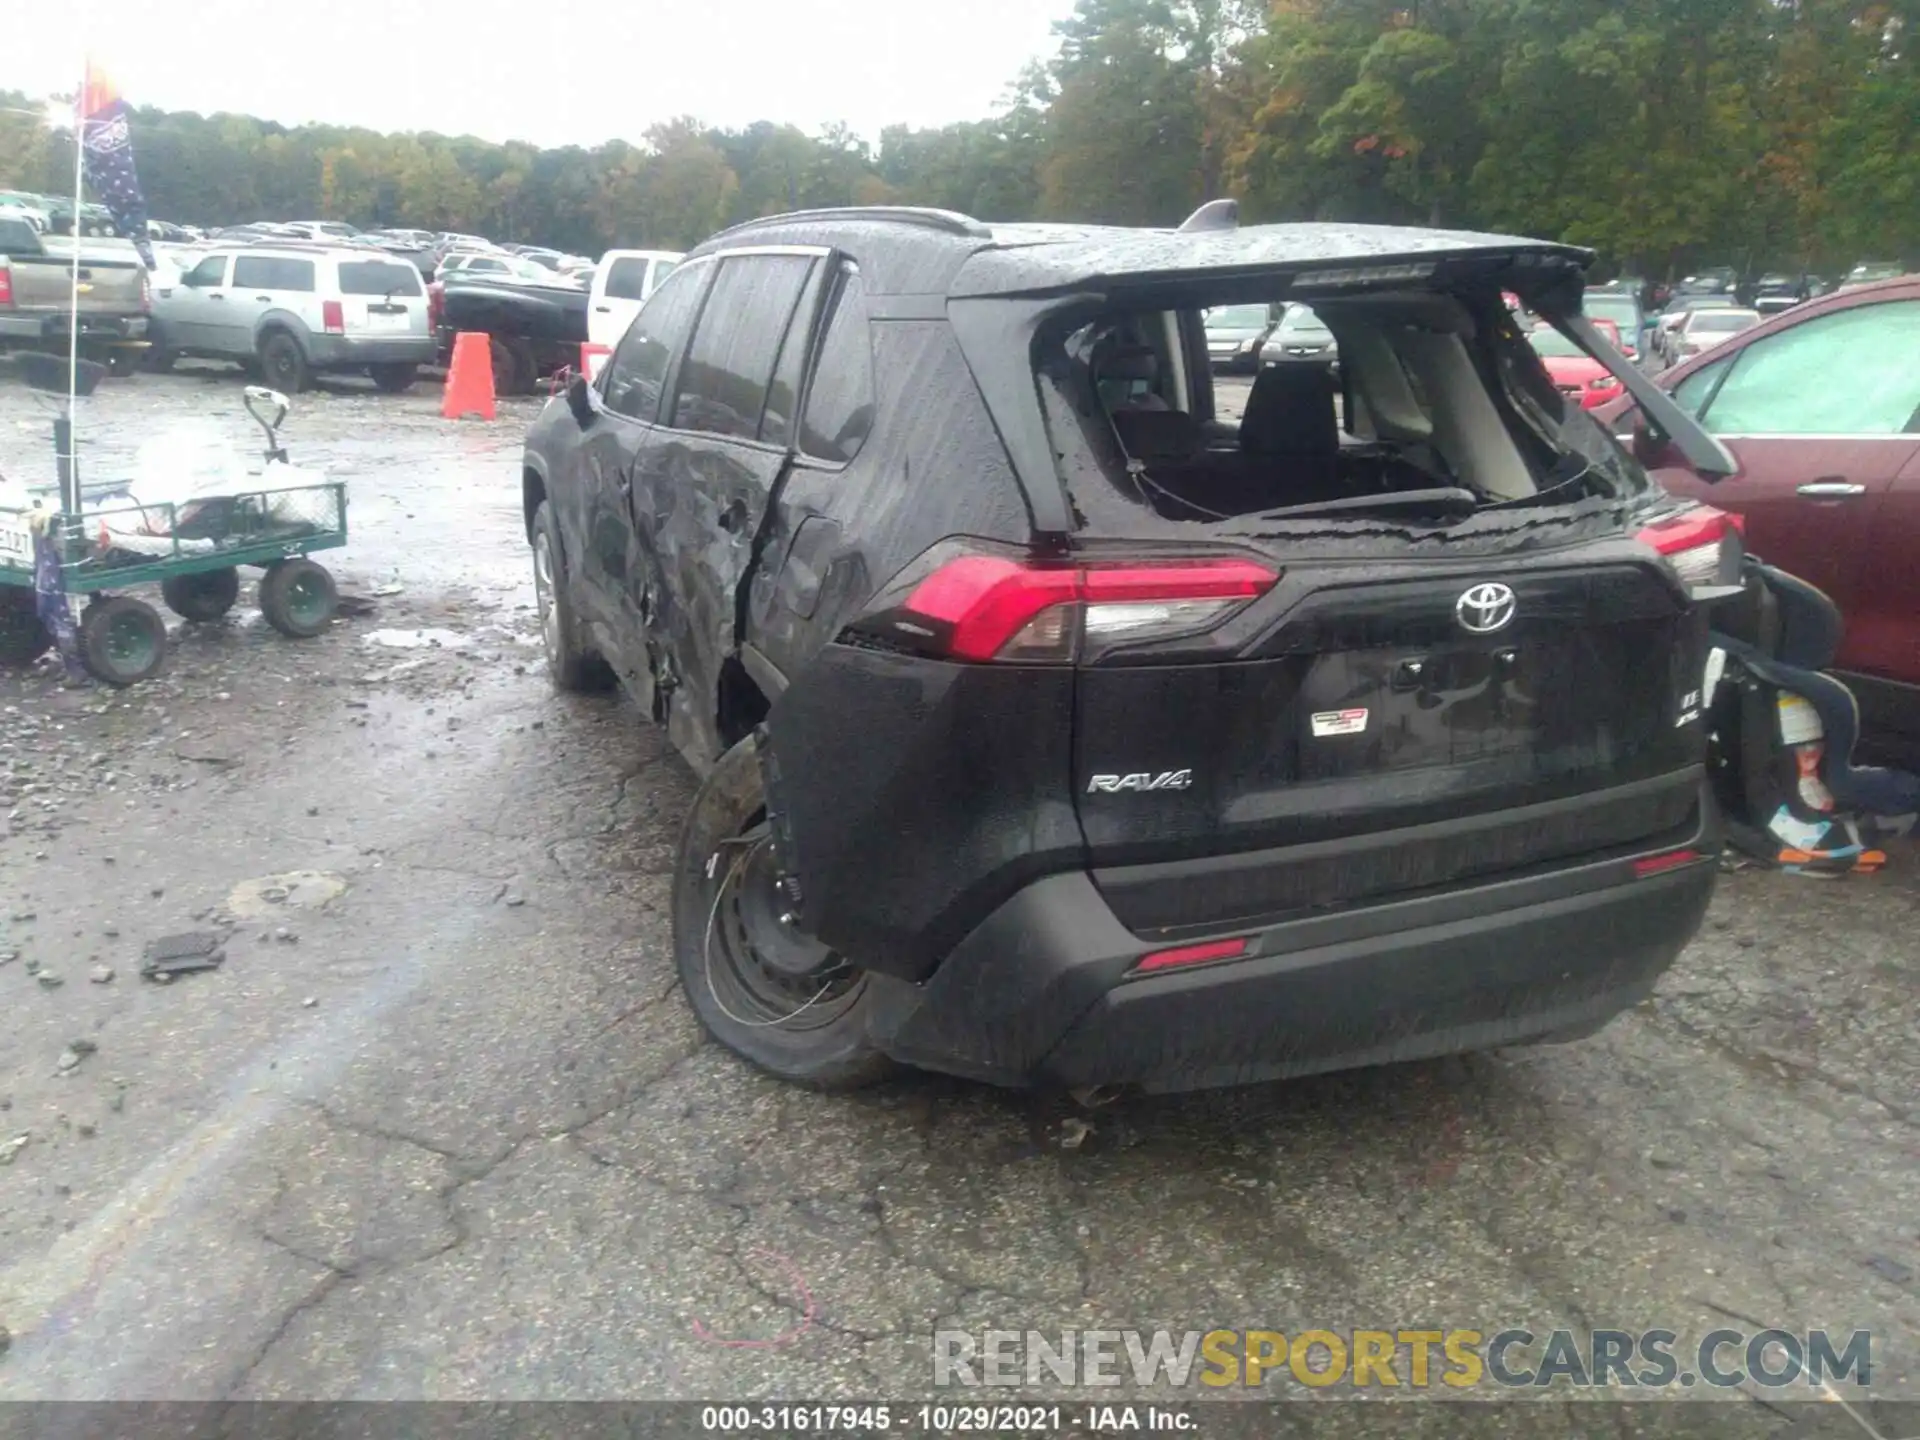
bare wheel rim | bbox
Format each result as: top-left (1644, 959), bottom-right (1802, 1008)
top-left (532, 530), bottom-right (562, 662)
top-left (703, 824), bottom-right (862, 1031)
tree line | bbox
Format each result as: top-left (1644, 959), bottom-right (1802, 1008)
top-left (3, 0), bottom-right (1916, 278)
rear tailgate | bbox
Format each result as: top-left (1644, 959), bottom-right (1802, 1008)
top-left (336, 258), bottom-right (428, 337)
top-left (4, 251), bottom-right (147, 315)
top-left (1074, 541), bottom-right (1709, 936)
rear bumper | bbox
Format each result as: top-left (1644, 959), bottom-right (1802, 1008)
top-left (0, 313), bottom-right (147, 342)
top-left (305, 334), bottom-right (435, 369)
top-left (864, 788), bottom-right (1717, 1093)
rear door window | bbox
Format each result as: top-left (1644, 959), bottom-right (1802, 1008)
top-left (337, 261), bottom-right (423, 297)
top-left (184, 254), bottom-right (229, 286)
top-left (601, 259), bottom-right (709, 422)
top-left (670, 253), bottom-right (814, 441)
top-left (603, 257), bottom-right (653, 300)
top-left (798, 265), bottom-right (876, 465)
top-left (232, 256), bottom-right (315, 292)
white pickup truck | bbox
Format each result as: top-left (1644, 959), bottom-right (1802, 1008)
top-left (584, 249), bottom-right (682, 373)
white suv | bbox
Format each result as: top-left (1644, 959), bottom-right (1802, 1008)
top-left (149, 243), bottom-right (434, 392)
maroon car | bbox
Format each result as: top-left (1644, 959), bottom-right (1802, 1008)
top-left (1600, 275), bottom-right (1920, 736)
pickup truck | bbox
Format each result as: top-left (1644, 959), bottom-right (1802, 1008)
top-left (432, 248), bottom-right (685, 394)
top-left (0, 217), bottom-right (151, 372)
top-left (433, 272), bottom-right (591, 395)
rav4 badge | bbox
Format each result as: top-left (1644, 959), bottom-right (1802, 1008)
top-left (1086, 770), bottom-right (1194, 794)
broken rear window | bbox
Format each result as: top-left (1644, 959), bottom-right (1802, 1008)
top-left (1036, 284), bottom-right (1648, 529)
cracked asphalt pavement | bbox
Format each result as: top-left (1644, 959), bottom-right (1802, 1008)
top-left (0, 371), bottom-right (1915, 1425)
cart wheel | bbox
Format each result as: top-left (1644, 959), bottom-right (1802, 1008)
top-left (259, 558), bottom-right (337, 638)
top-left (80, 597), bottom-right (167, 686)
top-left (0, 594), bottom-right (51, 668)
top-left (161, 567), bottom-right (240, 622)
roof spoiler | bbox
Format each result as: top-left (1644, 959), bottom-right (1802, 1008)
top-left (1177, 199), bottom-right (1238, 234)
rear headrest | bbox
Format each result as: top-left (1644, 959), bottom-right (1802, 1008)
top-left (1112, 408), bottom-right (1203, 461)
top-left (1239, 363), bottom-right (1339, 459)
top-left (1097, 345), bottom-right (1159, 382)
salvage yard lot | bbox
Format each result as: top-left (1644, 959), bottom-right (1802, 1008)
top-left (0, 373), bottom-right (1915, 1418)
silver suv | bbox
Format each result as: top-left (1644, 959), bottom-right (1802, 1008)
top-left (149, 243), bottom-right (434, 392)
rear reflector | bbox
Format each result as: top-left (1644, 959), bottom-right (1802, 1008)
top-left (1134, 936), bottom-right (1249, 973)
top-left (1631, 848), bottom-right (1702, 878)
top-left (902, 556), bottom-right (1278, 662)
top-left (321, 299), bottom-right (345, 334)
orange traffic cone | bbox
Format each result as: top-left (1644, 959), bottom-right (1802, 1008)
top-left (442, 331), bottom-right (496, 421)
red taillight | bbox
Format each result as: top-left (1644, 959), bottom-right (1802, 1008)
top-left (1135, 937), bottom-right (1249, 974)
top-left (899, 555), bottom-right (1278, 663)
top-left (322, 299), bottom-right (345, 334)
top-left (1632, 848), bottom-right (1702, 878)
top-left (1636, 506), bottom-right (1742, 589)
top-left (0, 267), bottom-right (12, 307)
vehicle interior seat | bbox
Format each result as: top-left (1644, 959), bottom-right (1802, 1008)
top-left (1715, 561), bottom-right (1920, 819)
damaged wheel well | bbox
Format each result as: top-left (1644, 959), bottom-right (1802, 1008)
top-left (716, 656), bottom-right (771, 752)
top-left (522, 468), bottom-right (545, 541)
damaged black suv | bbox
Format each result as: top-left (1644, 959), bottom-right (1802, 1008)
top-left (521, 203), bottom-right (1743, 1093)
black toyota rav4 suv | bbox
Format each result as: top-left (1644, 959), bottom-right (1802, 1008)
top-left (521, 203), bottom-right (1743, 1094)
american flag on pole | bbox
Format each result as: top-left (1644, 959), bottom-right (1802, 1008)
top-left (77, 64), bottom-right (156, 269)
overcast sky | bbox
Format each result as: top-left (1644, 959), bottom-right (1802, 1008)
top-left (3, 0), bottom-right (1077, 147)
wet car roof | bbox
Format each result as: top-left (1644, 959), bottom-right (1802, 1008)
top-left (689, 209), bottom-right (1593, 300)
top-left (955, 221), bottom-right (1592, 298)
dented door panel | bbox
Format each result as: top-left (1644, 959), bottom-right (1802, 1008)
top-left (631, 430), bottom-right (785, 769)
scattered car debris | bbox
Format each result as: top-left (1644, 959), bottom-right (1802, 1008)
top-left (139, 931), bottom-right (226, 980)
top-left (35, 970), bottom-right (62, 989)
top-left (88, 964), bottom-right (113, 984)
top-left (1059, 1118), bottom-right (1094, 1150)
top-left (0, 1134), bottom-right (27, 1166)
top-left (55, 1038), bottom-right (97, 1074)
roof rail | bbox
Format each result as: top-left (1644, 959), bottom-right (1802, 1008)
top-left (706, 206), bottom-right (993, 244)
top-left (1177, 199), bottom-right (1239, 234)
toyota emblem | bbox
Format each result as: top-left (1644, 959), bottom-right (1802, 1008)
top-left (1455, 582), bottom-right (1517, 634)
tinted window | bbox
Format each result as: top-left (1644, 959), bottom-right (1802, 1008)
top-left (760, 265), bottom-right (828, 448)
top-left (232, 256), bottom-right (315, 292)
top-left (337, 261), bottom-right (423, 297)
top-left (604, 256), bottom-right (653, 301)
top-left (799, 266), bottom-right (876, 465)
top-left (670, 254), bottom-right (812, 441)
top-left (184, 255), bottom-right (228, 287)
top-left (1701, 300), bottom-right (1920, 435)
top-left (602, 260), bottom-right (708, 422)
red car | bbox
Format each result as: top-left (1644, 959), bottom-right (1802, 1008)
top-left (1528, 319), bottom-right (1625, 409)
top-left (1598, 275), bottom-right (1920, 736)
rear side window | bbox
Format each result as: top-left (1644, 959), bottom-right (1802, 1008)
top-left (337, 262), bottom-right (423, 297)
top-left (232, 256), bottom-right (315, 292)
top-left (184, 255), bottom-right (228, 286)
top-left (799, 266), bottom-right (875, 465)
top-left (670, 253), bottom-right (813, 441)
top-left (601, 260), bottom-right (708, 422)
top-left (603, 257), bottom-right (653, 300)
